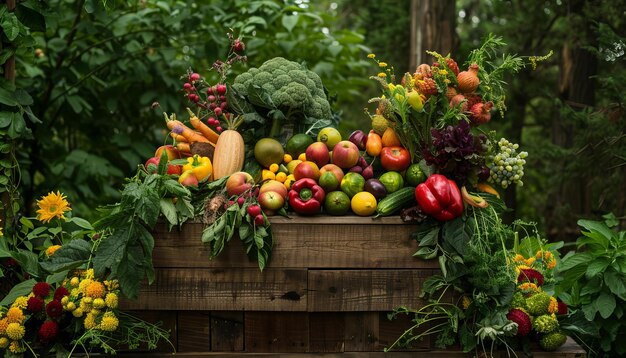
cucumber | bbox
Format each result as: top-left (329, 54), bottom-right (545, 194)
top-left (375, 186), bottom-right (416, 217)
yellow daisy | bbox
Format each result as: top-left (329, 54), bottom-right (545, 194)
top-left (36, 191), bottom-right (71, 223)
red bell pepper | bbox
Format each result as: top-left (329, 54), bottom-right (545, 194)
top-left (415, 174), bottom-right (464, 221)
top-left (288, 178), bottom-right (325, 215)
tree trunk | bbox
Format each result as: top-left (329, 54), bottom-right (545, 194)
top-left (409, 0), bottom-right (458, 69)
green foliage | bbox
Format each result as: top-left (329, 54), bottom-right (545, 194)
top-left (556, 214), bottom-right (626, 356)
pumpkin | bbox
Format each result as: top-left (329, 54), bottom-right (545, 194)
top-left (212, 130), bottom-right (245, 179)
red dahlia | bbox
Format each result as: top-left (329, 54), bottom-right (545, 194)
top-left (517, 268), bottom-right (545, 286)
top-left (27, 296), bottom-right (45, 313)
top-left (507, 308), bottom-right (532, 337)
top-left (54, 286), bottom-right (69, 301)
top-left (33, 282), bottom-right (51, 297)
top-left (46, 300), bottom-right (63, 318)
top-left (557, 300), bottom-right (568, 315)
top-left (38, 320), bottom-right (59, 344)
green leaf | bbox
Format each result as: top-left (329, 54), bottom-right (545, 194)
top-left (560, 252), bottom-right (592, 271)
top-left (596, 291), bottom-right (616, 319)
top-left (93, 224), bottom-right (133, 277)
top-left (0, 87), bottom-right (18, 106)
top-left (14, 249), bottom-right (39, 277)
top-left (66, 217), bottom-right (93, 230)
top-left (281, 14), bottom-right (298, 32)
top-left (40, 239), bottom-right (92, 273)
top-left (116, 244), bottom-right (145, 299)
top-left (604, 270), bottom-right (626, 300)
top-left (0, 11), bottom-right (20, 41)
top-left (559, 310), bottom-right (600, 337)
top-left (578, 219), bottom-right (615, 243)
top-left (46, 270), bottom-right (69, 285)
top-left (163, 179), bottom-right (189, 197)
top-left (0, 279), bottom-right (36, 306)
top-left (159, 198), bottom-right (177, 227)
top-left (582, 302), bottom-right (598, 321)
top-left (586, 257), bottom-right (611, 278)
top-left (135, 184), bottom-right (160, 227)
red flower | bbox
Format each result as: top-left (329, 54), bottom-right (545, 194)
top-left (54, 286), bottom-right (69, 301)
top-left (3, 258), bottom-right (18, 268)
top-left (33, 282), bottom-right (51, 297)
top-left (517, 268), bottom-right (545, 286)
top-left (38, 320), bottom-right (59, 344)
top-left (46, 300), bottom-right (63, 318)
top-left (557, 301), bottom-right (568, 315)
top-left (27, 296), bottom-right (45, 313)
top-left (507, 308), bottom-right (532, 337)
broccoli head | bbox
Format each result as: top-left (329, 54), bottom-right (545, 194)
top-left (233, 57), bottom-right (331, 121)
top-left (539, 330), bottom-right (567, 351)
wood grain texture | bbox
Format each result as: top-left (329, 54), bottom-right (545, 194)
top-left (308, 270), bottom-right (434, 312)
top-left (120, 269), bottom-right (307, 311)
top-left (151, 220), bottom-right (438, 269)
top-left (343, 312), bottom-right (379, 352)
top-left (378, 312), bottom-right (431, 351)
top-left (309, 313), bottom-right (345, 353)
top-left (245, 312), bottom-right (310, 353)
top-left (211, 312), bottom-right (244, 351)
top-left (178, 311), bottom-right (211, 352)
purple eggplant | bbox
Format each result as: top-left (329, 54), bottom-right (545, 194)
top-left (364, 178), bottom-right (387, 200)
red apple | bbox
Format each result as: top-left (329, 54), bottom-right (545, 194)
top-left (305, 142), bottom-right (330, 167)
top-left (155, 145), bottom-right (181, 160)
top-left (226, 171), bottom-right (255, 196)
top-left (332, 140), bottom-right (360, 169)
top-left (145, 157), bottom-right (160, 173)
top-left (293, 161), bottom-right (320, 181)
top-left (258, 190), bottom-right (285, 211)
top-left (318, 164), bottom-right (344, 191)
top-left (259, 180), bottom-right (288, 200)
top-left (167, 164), bottom-right (182, 175)
top-left (178, 171), bottom-right (198, 187)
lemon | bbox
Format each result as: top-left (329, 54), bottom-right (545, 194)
top-left (351, 191), bottom-right (377, 216)
top-left (317, 127), bottom-right (342, 150)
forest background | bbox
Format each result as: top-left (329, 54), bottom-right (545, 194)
top-left (0, 0), bottom-right (624, 242)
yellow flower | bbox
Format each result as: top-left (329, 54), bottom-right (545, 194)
top-left (367, 53), bottom-right (375, 59)
top-left (86, 281), bottom-right (105, 298)
top-left (513, 254), bottom-right (525, 262)
top-left (6, 307), bottom-right (24, 324)
top-left (535, 250), bottom-right (544, 258)
top-left (78, 278), bottom-right (93, 294)
top-left (543, 251), bottom-right (553, 260)
top-left (36, 191), bottom-right (71, 223)
top-left (378, 62), bottom-right (388, 68)
top-left (377, 72), bottom-right (387, 78)
top-left (84, 312), bottom-right (97, 330)
top-left (518, 282), bottom-right (540, 293)
top-left (100, 312), bottom-right (119, 332)
top-left (444, 78), bottom-right (451, 84)
top-left (104, 280), bottom-right (119, 291)
top-left (548, 296), bottom-right (558, 314)
top-left (461, 296), bottom-right (472, 310)
top-left (65, 302), bottom-right (76, 311)
top-left (0, 318), bottom-right (9, 334)
top-left (70, 277), bottom-right (80, 287)
top-left (105, 293), bottom-right (118, 309)
top-left (0, 337), bottom-right (8, 348)
top-left (46, 245), bottom-right (62, 257)
top-left (72, 308), bottom-right (84, 318)
top-left (93, 297), bottom-right (105, 309)
top-left (514, 264), bottom-right (531, 276)
top-left (11, 296), bottom-right (28, 310)
top-left (9, 340), bottom-right (25, 354)
top-left (6, 322), bottom-right (25, 340)
top-left (547, 259), bottom-right (557, 269)
top-left (83, 269), bottom-right (95, 279)
top-left (439, 69), bottom-right (448, 76)
top-left (0, 227), bottom-right (3, 237)
top-left (525, 257), bottom-right (536, 266)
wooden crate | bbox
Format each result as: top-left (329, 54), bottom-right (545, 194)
top-left (120, 216), bottom-right (585, 357)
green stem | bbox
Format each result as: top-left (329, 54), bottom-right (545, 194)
top-left (269, 116), bottom-right (281, 138)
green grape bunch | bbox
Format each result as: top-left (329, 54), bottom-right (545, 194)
top-left (487, 138), bottom-right (528, 188)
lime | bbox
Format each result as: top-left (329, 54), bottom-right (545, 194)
top-left (340, 172), bottom-right (366, 198)
top-left (379, 171), bottom-right (404, 194)
top-left (254, 138), bottom-right (284, 168)
top-left (317, 127), bottom-right (342, 150)
top-left (285, 133), bottom-right (314, 157)
top-left (351, 191), bottom-right (377, 216)
top-left (324, 191), bottom-right (351, 215)
top-left (405, 163), bottom-right (426, 186)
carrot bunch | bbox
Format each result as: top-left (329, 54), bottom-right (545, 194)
top-left (164, 109), bottom-right (220, 156)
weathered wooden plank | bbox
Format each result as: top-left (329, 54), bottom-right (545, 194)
top-left (308, 270), bottom-right (434, 312)
top-left (309, 313), bottom-right (345, 352)
top-left (211, 312), bottom-right (244, 351)
top-left (151, 221), bottom-right (437, 269)
top-left (178, 311), bottom-right (211, 352)
top-left (120, 269), bottom-right (307, 311)
top-left (245, 312), bottom-right (310, 353)
top-left (378, 312), bottom-right (431, 351)
top-left (343, 312), bottom-right (379, 351)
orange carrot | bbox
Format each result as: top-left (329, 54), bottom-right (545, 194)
top-left (176, 142), bottom-right (191, 153)
top-left (170, 132), bottom-right (188, 142)
top-left (187, 108), bottom-right (220, 143)
top-left (164, 112), bottom-right (210, 143)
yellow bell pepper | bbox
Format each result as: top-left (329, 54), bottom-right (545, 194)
top-left (182, 154), bottom-right (212, 182)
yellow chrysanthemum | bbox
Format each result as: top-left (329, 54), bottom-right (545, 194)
top-left (84, 313), bottom-right (97, 330)
top-left (548, 296), bottom-right (559, 314)
top-left (105, 293), bottom-right (118, 309)
top-left (72, 308), bottom-right (84, 318)
top-left (461, 296), bottom-right (472, 310)
top-left (6, 307), bottom-right (24, 324)
top-left (6, 323), bottom-right (25, 340)
top-left (86, 281), bottom-right (105, 298)
top-left (547, 259), bottom-right (557, 269)
top-left (61, 296), bottom-right (69, 305)
top-left (525, 257), bottom-right (536, 266)
top-left (83, 269), bottom-right (95, 279)
top-left (36, 191), bottom-right (71, 223)
top-left (46, 245), bottom-right (62, 257)
top-left (70, 277), bottom-right (80, 287)
top-left (78, 278), bottom-right (93, 294)
top-left (543, 251), bottom-right (553, 260)
top-left (377, 72), bottom-right (387, 78)
top-left (367, 53), bottom-right (375, 59)
top-left (518, 282), bottom-right (540, 293)
top-left (11, 296), bottom-right (28, 310)
top-left (378, 62), bottom-right (388, 68)
top-left (0, 318), bottom-right (9, 334)
top-left (513, 254), bottom-right (525, 262)
top-left (104, 280), bottom-right (119, 291)
top-left (9, 340), bottom-right (25, 354)
top-left (0, 337), bottom-right (8, 348)
top-left (535, 250), bottom-right (544, 258)
top-left (65, 302), bottom-right (76, 311)
top-left (100, 312), bottom-right (119, 332)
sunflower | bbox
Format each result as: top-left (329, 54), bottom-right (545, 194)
top-left (36, 191), bottom-right (71, 223)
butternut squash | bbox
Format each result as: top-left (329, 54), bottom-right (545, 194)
top-left (212, 130), bottom-right (245, 179)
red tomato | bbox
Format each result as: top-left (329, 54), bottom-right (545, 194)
top-left (380, 146), bottom-right (411, 172)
